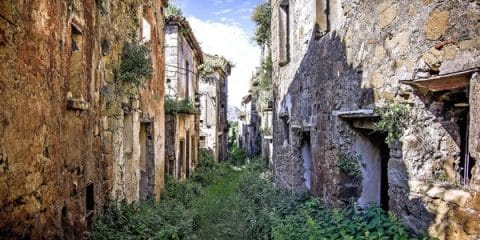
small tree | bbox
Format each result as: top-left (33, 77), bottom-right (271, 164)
top-left (252, 1), bottom-right (271, 46)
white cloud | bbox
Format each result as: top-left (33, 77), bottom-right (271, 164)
top-left (213, 8), bottom-right (233, 15)
top-left (188, 16), bottom-right (260, 107)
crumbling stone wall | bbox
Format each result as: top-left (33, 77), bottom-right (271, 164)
top-left (271, 0), bottom-right (480, 238)
top-left (0, 0), bottom-right (167, 238)
top-left (164, 17), bottom-right (201, 178)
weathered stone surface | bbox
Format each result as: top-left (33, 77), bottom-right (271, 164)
top-left (271, 0), bottom-right (480, 239)
top-left (0, 0), bottom-right (167, 238)
top-left (424, 10), bottom-right (450, 40)
top-left (379, 3), bottom-right (398, 28)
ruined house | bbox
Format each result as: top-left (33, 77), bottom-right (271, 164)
top-left (238, 93), bottom-right (261, 156)
top-left (164, 15), bottom-right (202, 179)
top-left (199, 54), bottom-right (231, 162)
top-left (271, 0), bottom-right (480, 238)
top-left (0, 0), bottom-right (168, 238)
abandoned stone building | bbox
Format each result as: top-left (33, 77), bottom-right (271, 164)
top-left (199, 54), bottom-right (231, 162)
top-left (271, 0), bottom-right (480, 239)
top-left (164, 15), bottom-right (202, 179)
top-left (238, 93), bottom-right (262, 156)
top-left (0, 0), bottom-right (168, 238)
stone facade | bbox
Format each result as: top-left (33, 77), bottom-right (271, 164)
top-left (238, 94), bottom-right (261, 156)
top-left (164, 16), bottom-right (201, 178)
top-left (0, 0), bottom-right (167, 238)
top-left (199, 55), bottom-right (230, 162)
top-left (271, 0), bottom-right (480, 239)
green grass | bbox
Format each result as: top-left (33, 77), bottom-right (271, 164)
top-left (194, 169), bottom-right (246, 239)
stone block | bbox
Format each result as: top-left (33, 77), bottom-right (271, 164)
top-left (379, 4), bottom-right (397, 28)
top-left (424, 10), bottom-right (450, 40)
top-left (448, 207), bottom-right (480, 235)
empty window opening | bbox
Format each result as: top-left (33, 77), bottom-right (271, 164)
top-left (69, 24), bottom-right (84, 98)
top-left (301, 132), bottom-right (312, 191)
top-left (139, 122), bottom-right (155, 200)
top-left (142, 18), bottom-right (151, 43)
top-left (279, 0), bottom-right (290, 64)
top-left (185, 61), bottom-right (190, 99)
top-left (314, 0), bottom-right (329, 38)
top-left (282, 119), bottom-right (290, 145)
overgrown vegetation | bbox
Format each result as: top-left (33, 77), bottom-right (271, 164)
top-left (165, 97), bottom-right (197, 114)
top-left (375, 102), bottom-right (411, 145)
top-left (93, 152), bottom-right (424, 240)
top-left (337, 153), bottom-right (363, 181)
top-left (198, 57), bottom-right (233, 78)
top-left (116, 40), bottom-right (153, 86)
top-left (92, 150), bottom-right (227, 239)
top-left (165, 2), bottom-right (183, 17)
top-left (252, 1), bottom-right (272, 46)
top-left (227, 145), bottom-right (248, 166)
top-left (252, 55), bottom-right (273, 109)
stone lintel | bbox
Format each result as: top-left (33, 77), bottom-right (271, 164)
top-left (401, 68), bottom-right (479, 92)
top-left (333, 109), bottom-right (377, 118)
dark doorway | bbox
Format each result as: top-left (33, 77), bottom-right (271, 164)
top-left (457, 107), bottom-right (474, 186)
top-left (86, 183), bottom-right (94, 227)
top-left (370, 132), bottom-right (390, 211)
top-left (178, 139), bottom-right (185, 178)
top-left (139, 122), bottom-right (155, 200)
top-left (186, 131), bottom-right (191, 178)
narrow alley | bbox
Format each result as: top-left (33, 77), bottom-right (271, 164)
top-left (1, 0), bottom-right (480, 239)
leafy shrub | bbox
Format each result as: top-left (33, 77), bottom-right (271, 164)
top-left (116, 41), bottom-right (153, 86)
top-left (191, 149), bottom-right (229, 186)
top-left (165, 97), bottom-right (197, 114)
top-left (337, 153), bottom-right (363, 181)
top-left (228, 145), bottom-right (248, 166)
top-left (92, 200), bottom-right (195, 240)
top-left (237, 158), bottom-right (421, 240)
top-left (375, 102), bottom-right (411, 145)
top-left (271, 200), bottom-right (410, 240)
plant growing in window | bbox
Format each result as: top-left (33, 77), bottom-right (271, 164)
top-left (374, 102), bottom-right (411, 145)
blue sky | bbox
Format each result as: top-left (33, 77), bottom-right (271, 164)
top-left (173, 0), bottom-right (262, 107)
top-left (175, 0), bottom-right (258, 32)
